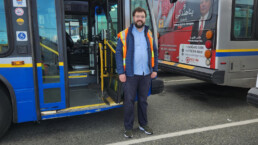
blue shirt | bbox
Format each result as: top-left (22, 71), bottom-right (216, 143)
top-left (132, 25), bottom-right (150, 76)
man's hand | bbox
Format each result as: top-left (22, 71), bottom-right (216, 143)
top-left (151, 72), bottom-right (157, 79)
top-left (119, 74), bottom-right (126, 82)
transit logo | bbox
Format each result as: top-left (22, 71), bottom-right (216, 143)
top-left (186, 57), bottom-right (199, 63)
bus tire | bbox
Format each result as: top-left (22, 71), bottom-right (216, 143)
top-left (0, 88), bottom-right (12, 138)
top-left (151, 79), bottom-right (164, 95)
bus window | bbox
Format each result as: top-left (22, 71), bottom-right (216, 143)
top-left (108, 3), bottom-right (118, 41)
top-left (232, 0), bottom-right (254, 39)
top-left (131, 0), bottom-right (153, 31)
top-left (156, 0), bottom-right (175, 29)
top-left (96, 1), bottom-right (119, 41)
top-left (37, 0), bottom-right (60, 84)
top-left (0, 0), bottom-right (9, 55)
top-left (97, 9), bottom-right (108, 34)
top-left (65, 16), bottom-right (88, 43)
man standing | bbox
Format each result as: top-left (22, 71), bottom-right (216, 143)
top-left (115, 7), bottom-right (158, 138)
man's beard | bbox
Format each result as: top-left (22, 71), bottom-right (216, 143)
top-left (134, 20), bottom-right (145, 28)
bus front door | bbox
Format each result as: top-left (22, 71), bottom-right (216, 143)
top-left (33, 0), bottom-right (67, 111)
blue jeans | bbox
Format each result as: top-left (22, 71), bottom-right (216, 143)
top-left (124, 74), bottom-right (151, 130)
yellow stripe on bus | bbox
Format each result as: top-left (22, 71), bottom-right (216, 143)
top-left (37, 63), bottom-right (42, 67)
top-left (161, 61), bottom-right (176, 66)
top-left (68, 70), bottom-right (90, 74)
top-left (59, 62), bottom-right (64, 66)
top-left (216, 49), bottom-right (258, 52)
top-left (177, 64), bottom-right (195, 70)
top-left (68, 75), bottom-right (87, 78)
top-left (37, 62), bottom-right (64, 67)
top-left (61, 103), bottom-right (107, 111)
top-left (0, 64), bottom-right (33, 68)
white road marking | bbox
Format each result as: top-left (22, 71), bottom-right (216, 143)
top-left (107, 118), bottom-right (258, 145)
top-left (164, 79), bottom-right (197, 83)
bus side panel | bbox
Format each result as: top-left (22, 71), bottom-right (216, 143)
top-left (0, 65), bottom-right (37, 123)
top-left (216, 0), bottom-right (258, 88)
top-left (159, 27), bottom-right (192, 62)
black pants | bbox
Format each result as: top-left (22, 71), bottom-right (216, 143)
top-left (124, 74), bottom-right (151, 130)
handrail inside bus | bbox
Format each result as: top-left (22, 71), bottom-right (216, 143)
top-left (40, 43), bottom-right (59, 56)
top-left (105, 40), bottom-right (116, 54)
top-left (99, 43), bottom-right (105, 94)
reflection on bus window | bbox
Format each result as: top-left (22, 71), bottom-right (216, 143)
top-left (233, 0), bottom-right (254, 39)
top-left (131, 0), bottom-right (153, 31)
top-left (65, 15), bottom-right (88, 44)
top-left (97, 8), bottom-right (108, 35)
top-left (0, 0), bottom-right (9, 55)
top-left (108, 3), bottom-right (118, 41)
top-left (156, 0), bottom-right (175, 28)
top-left (37, 0), bottom-right (60, 83)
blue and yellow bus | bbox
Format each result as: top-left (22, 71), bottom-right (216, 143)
top-left (0, 0), bottom-right (162, 138)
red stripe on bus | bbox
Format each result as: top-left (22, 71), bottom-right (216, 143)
top-left (210, 49), bottom-right (216, 69)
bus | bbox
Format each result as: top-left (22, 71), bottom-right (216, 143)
top-left (154, 0), bottom-right (258, 88)
top-left (0, 0), bottom-right (161, 138)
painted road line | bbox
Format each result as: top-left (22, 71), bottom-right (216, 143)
top-left (107, 118), bottom-right (258, 145)
top-left (164, 79), bottom-right (197, 83)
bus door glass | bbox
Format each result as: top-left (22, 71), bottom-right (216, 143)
top-left (131, 0), bottom-right (153, 31)
top-left (35, 0), bottom-right (66, 111)
top-left (0, 0), bottom-right (9, 55)
top-left (94, 0), bottom-right (124, 103)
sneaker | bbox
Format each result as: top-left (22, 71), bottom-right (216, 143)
top-left (124, 129), bottom-right (133, 138)
top-left (139, 125), bottom-right (153, 135)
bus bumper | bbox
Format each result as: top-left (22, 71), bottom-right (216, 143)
top-left (158, 60), bottom-right (225, 84)
top-left (247, 87), bottom-right (258, 107)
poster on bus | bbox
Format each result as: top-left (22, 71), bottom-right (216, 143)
top-left (156, 0), bottom-right (218, 68)
top-left (179, 44), bottom-right (209, 68)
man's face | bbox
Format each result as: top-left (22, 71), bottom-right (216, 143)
top-left (133, 12), bottom-right (146, 28)
top-left (200, 0), bottom-right (211, 16)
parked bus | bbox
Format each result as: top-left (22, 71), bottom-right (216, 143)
top-left (0, 0), bottom-right (161, 138)
top-left (155, 0), bottom-right (258, 88)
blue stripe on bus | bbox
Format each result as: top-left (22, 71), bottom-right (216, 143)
top-left (0, 67), bottom-right (37, 123)
top-left (216, 51), bottom-right (258, 57)
top-left (42, 105), bottom-right (123, 120)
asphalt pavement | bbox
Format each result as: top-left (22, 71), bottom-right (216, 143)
top-left (1, 71), bottom-right (258, 145)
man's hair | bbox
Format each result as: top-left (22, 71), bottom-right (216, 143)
top-left (133, 7), bottom-right (147, 17)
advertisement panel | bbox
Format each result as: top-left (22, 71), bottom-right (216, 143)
top-left (179, 44), bottom-right (209, 68)
top-left (156, 0), bottom-right (218, 68)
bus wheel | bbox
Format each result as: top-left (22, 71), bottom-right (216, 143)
top-left (0, 88), bottom-right (12, 138)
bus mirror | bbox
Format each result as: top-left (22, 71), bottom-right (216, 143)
top-left (170, 0), bottom-right (177, 3)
